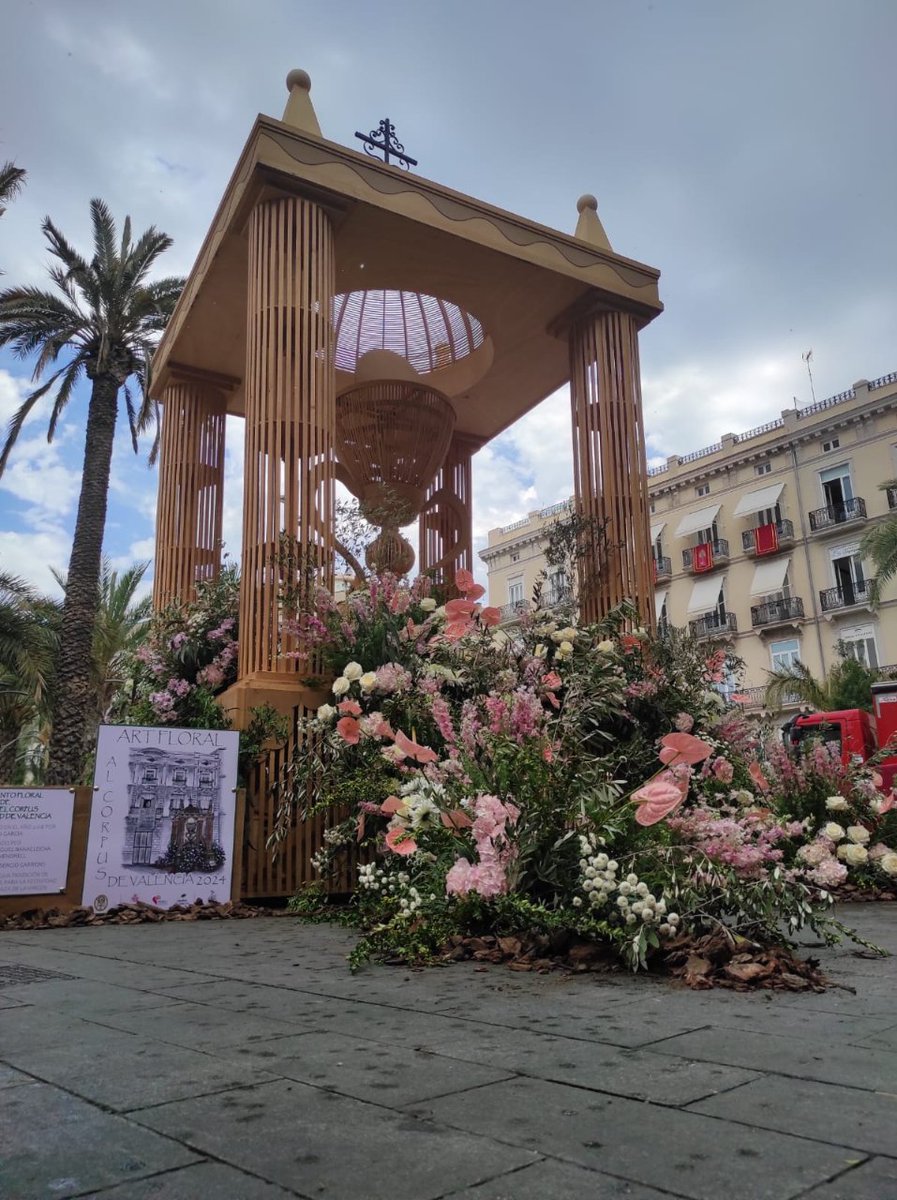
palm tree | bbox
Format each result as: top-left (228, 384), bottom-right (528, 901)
top-left (764, 651), bottom-right (881, 714)
top-left (0, 162), bottom-right (25, 219)
top-left (0, 200), bottom-right (183, 783)
top-left (0, 572), bottom-right (57, 784)
top-left (53, 558), bottom-right (152, 730)
top-left (860, 479), bottom-right (897, 608)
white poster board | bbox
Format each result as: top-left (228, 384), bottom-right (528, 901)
top-left (0, 788), bottom-right (75, 895)
top-left (83, 725), bottom-right (240, 912)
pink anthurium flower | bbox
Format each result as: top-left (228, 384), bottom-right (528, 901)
top-left (336, 716), bottom-right (361, 745)
top-left (441, 809), bottom-right (473, 830)
top-left (380, 795), bottom-right (404, 815)
top-left (480, 606), bottom-right (501, 627)
top-left (658, 732), bottom-right (713, 766)
top-left (444, 620), bottom-right (472, 641)
top-left (445, 598), bottom-right (477, 620)
top-left (631, 772), bottom-right (689, 826)
top-left (748, 761), bottom-right (770, 793)
top-left (385, 826), bottom-right (418, 856)
top-left (455, 568), bottom-right (476, 594)
top-left (394, 730), bottom-right (439, 764)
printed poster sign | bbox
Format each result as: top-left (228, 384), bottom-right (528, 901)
top-left (83, 724), bottom-right (240, 912)
top-left (0, 788), bottom-right (74, 895)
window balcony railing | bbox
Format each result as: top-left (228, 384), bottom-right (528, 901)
top-left (742, 519), bottom-right (795, 554)
top-left (888, 487), bottom-right (897, 511)
top-left (808, 496), bottom-right (867, 532)
top-left (732, 686), bottom-right (803, 711)
top-left (682, 539), bottom-right (729, 571)
top-left (539, 587), bottom-right (573, 608)
top-left (750, 596), bottom-right (805, 628)
top-left (500, 601), bottom-right (528, 623)
top-left (689, 611), bottom-right (738, 639)
top-left (653, 555), bottom-right (672, 582)
top-left (819, 579), bottom-right (875, 612)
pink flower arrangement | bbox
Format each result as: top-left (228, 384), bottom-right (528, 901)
top-left (446, 794), bottom-right (520, 899)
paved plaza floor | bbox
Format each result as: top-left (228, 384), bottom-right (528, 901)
top-left (1, 905), bottom-right (896, 1200)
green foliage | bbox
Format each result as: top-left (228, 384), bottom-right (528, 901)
top-left (765, 647), bottom-right (883, 714)
top-left (237, 704), bottom-right (289, 783)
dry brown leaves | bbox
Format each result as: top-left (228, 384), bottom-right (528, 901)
top-left (0, 900), bottom-right (292, 931)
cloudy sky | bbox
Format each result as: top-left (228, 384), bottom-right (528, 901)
top-left (1, 0), bottom-right (895, 594)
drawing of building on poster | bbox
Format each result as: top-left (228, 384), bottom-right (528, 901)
top-left (83, 725), bottom-right (240, 912)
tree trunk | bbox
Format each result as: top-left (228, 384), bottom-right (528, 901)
top-left (46, 376), bottom-right (119, 785)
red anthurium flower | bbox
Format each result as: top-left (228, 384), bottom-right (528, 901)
top-left (631, 772), bottom-right (689, 826)
top-left (385, 827), bottom-right (418, 856)
top-left (336, 716), bottom-right (361, 745)
top-left (394, 730), bottom-right (439, 764)
top-left (658, 732), bottom-right (713, 766)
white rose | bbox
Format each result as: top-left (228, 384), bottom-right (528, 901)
top-left (316, 703), bottom-right (336, 721)
top-left (880, 852), bottom-right (897, 876)
top-left (826, 795), bottom-right (849, 812)
top-left (596, 640), bottom-right (615, 653)
top-left (559, 628), bottom-right (578, 641)
top-left (419, 597), bottom-right (437, 612)
top-left (837, 842), bottom-right (869, 866)
top-left (332, 676), bottom-right (351, 696)
top-left (359, 671), bottom-right (378, 693)
top-left (847, 825), bottom-right (871, 845)
top-left (434, 606), bottom-right (446, 620)
top-left (822, 823), bottom-right (845, 842)
top-left (343, 662), bottom-right (363, 681)
top-left (557, 640), bottom-right (574, 656)
top-left (533, 643), bottom-right (548, 658)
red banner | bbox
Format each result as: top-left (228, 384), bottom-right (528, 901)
top-left (755, 523), bottom-right (779, 556)
top-left (692, 542), bottom-right (714, 572)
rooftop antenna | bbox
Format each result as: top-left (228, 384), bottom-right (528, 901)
top-left (802, 349), bottom-right (817, 406)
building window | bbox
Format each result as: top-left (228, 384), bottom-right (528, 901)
top-left (510, 552), bottom-right (519, 563)
top-left (649, 500), bottom-right (656, 514)
top-left (198, 773), bottom-right (213, 788)
top-left (830, 543), bottom-right (866, 602)
top-left (757, 503), bottom-right (782, 527)
top-left (696, 483), bottom-right (710, 497)
top-left (658, 599), bottom-right (669, 634)
top-left (822, 437), bottom-right (840, 453)
top-left (508, 578), bottom-right (524, 606)
top-left (755, 462), bottom-right (772, 476)
top-left (142, 768), bottom-right (157, 783)
top-left (172, 769), bottom-right (187, 784)
top-left (819, 463), bottom-right (853, 509)
top-left (839, 624), bottom-right (879, 668)
top-left (770, 638), bottom-right (801, 673)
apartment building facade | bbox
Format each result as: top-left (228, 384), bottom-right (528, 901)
top-left (480, 370), bottom-right (897, 715)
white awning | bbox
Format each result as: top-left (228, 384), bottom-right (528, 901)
top-left (674, 504), bottom-right (721, 538)
top-left (733, 482), bottom-right (785, 518)
top-left (655, 588), bottom-right (668, 614)
top-left (687, 575), bottom-right (723, 614)
top-left (750, 556), bottom-right (791, 596)
top-left (650, 521), bottom-right (666, 542)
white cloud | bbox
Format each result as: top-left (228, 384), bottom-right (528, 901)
top-left (0, 526), bottom-right (71, 594)
top-left (0, 431), bottom-right (81, 520)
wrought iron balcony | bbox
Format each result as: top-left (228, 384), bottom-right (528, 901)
top-left (499, 601), bottom-right (528, 624)
top-left (732, 686), bottom-right (803, 711)
top-left (742, 519), bottom-right (795, 555)
top-left (819, 579), bottom-right (875, 612)
top-left (808, 496), bottom-right (867, 533)
top-left (751, 596), bottom-right (805, 628)
top-left (539, 586), bottom-right (573, 609)
top-left (653, 555), bottom-right (672, 583)
top-left (688, 611), bottom-right (737, 639)
top-left (682, 539), bottom-right (729, 571)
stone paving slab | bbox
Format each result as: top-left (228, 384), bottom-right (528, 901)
top-left (652, 1025), bottom-right (897, 1092)
top-left (416, 1022), bottom-right (759, 1105)
top-left (1, 906), bottom-right (896, 1200)
top-left (412, 1075), bottom-right (864, 1200)
top-left (0, 1082), bottom-right (199, 1199)
top-left (130, 1078), bottom-right (540, 1200)
top-left (442, 1156), bottom-right (682, 1198)
top-left (220, 1028), bottom-right (515, 1106)
top-left (80, 1161), bottom-right (300, 1199)
top-left (690, 1074), bottom-right (897, 1157)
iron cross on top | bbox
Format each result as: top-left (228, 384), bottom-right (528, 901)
top-left (354, 118), bottom-right (418, 169)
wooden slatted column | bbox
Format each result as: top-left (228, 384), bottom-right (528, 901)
top-left (569, 311), bottom-right (654, 626)
top-left (152, 378), bottom-right (226, 608)
top-left (239, 195), bottom-right (335, 685)
top-left (419, 433), bottom-right (476, 588)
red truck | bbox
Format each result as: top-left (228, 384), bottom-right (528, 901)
top-left (786, 679), bottom-right (897, 790)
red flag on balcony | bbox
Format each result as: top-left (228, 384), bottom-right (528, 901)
top-left (755, 523), bottom-right (779, 555)
top-left (692, 542), bottom-right (714, 572)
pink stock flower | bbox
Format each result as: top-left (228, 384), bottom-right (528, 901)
top-left (749, 761), bottom-right (770, 793)
top-left (336, 717), bottom-right (361, 745)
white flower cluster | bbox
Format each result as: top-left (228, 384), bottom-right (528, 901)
top-left (357, 864), bottom-right (425, 918)
top-left (575, 835), bottom-right (680, 937)
top-left (330, 661), bottom-right (378, 700)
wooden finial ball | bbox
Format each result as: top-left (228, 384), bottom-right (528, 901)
top-left (576, 194), bottom-right (598, 214)
top-left (286, 69), bottom-right (312, 92)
